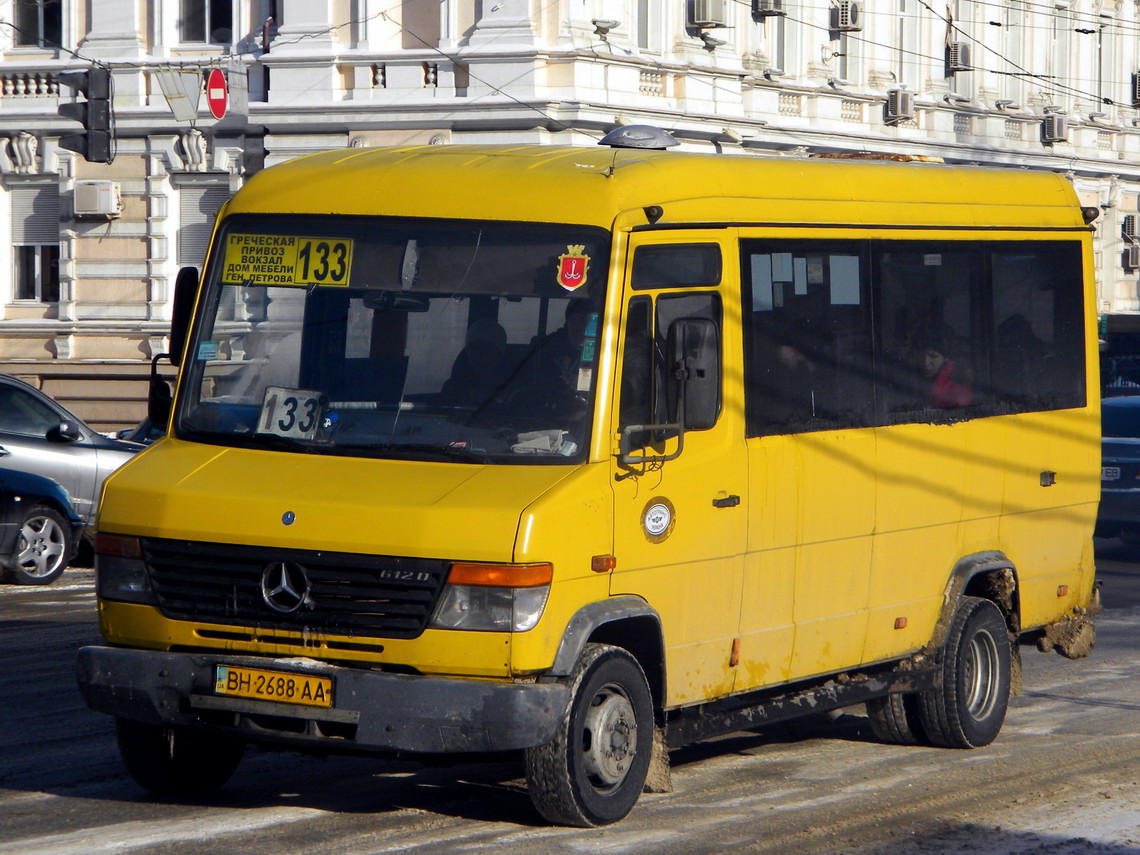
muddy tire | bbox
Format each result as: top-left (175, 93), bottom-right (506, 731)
top-left (918, 596), bottom-right (1011, 749)
top-left (524, 643), bottom-right (653, 827)
top-left (116, 719), bottom-right (244, 798)
top-left (866, 691), bottom-right (927, 745)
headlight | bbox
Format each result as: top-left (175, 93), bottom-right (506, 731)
top-left (94, 533), bottom-right (156, 605)
top-left (429, 562), bottom-right (552, 632)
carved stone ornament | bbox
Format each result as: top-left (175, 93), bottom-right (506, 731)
top-left (8, 131), bottom-right (39, 174)
top-left (179, 128), bottom-right (208, 172)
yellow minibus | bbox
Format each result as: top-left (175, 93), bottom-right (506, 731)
top-left (78, 127), bottom-right (1101, 826)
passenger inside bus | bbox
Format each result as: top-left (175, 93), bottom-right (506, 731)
top-left (440, 318), bottom-right (511, 406)
top-left (531, 300), bottom-right (593, 391)
top-left (923, 336), bottom-right (973, 408)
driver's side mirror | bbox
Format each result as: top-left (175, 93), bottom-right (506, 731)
top-left (618, 317), bottom-right (721, 468)
top-left (667, 317), bottom-right (720, 431)
top-left (146, 352), bottom-right (174, 431)
top-left (48, 420), bottom-right (82, 443)
top-left (169, 266), bottom-right (199, 367)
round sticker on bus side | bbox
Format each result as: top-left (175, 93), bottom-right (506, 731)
top-left (642, 497), bottom-right (676, 543)
top-left (556, 245), bottom-right (589, 291)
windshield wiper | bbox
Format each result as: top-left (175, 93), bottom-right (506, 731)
top-left (335, 442), bottom-right (489, 463)
top-left (213, 431), bottom-right (321, 453)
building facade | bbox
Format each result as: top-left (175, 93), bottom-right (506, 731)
top-left (1, 0), bottom-right (1138, 427)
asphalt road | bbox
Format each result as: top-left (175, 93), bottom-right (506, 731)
top-left (1, 548), bottom-right (1138, 855)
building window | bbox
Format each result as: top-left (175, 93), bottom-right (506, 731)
top-left (14, 0), bottom-right (62, 48)
top-left (180, 0), bottom-right (233, 45)
top-left (14, 245), bottom-right (59, 302)
top-left (10, 184), bottom-right (60, 303)
top-left (177, 182), bottom-right (231, 267)
top-left (636, 0), bottom-right (660, 52)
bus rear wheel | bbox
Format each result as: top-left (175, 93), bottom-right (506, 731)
top-left (116, 718), bottom-right (244, 798)
top-left (918, 596), bottom-right (1011, 748)
top-left (524, 643), bottom-right (653, 827)
top-left (865, 691), bottom-right (927, 745)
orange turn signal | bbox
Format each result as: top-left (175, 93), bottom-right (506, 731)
top-left (591, 554), bottom-right (617, 573)
top-left (446, 562), bottom-right (553, 588)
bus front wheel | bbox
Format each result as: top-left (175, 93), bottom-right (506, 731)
top-left (524, 643), bottom-right (654, 827)
top-left (116, 718), bottom-right (244, 798)
top-left (918, 596), bottom-right (1011, 748)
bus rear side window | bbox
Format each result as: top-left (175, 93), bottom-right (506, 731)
top-left (742, 239), bottom-right (1086, 437)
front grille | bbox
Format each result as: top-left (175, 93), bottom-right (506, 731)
top-left (142, 538), bottom-right (449, 639)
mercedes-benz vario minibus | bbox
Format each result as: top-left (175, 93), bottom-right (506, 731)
top-left (78, 129), bottom-right (1100, 827)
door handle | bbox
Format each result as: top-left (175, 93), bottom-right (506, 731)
top-left (0, 445), bottom-right (8, 456)
top-left (712, 494), bottom-right (740, 509)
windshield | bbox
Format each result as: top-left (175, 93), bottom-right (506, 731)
top-left (178, 215), bottom-right (609, 463)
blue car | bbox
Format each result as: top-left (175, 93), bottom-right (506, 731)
top-left (1097, 395), bottom-right (1140, 543)
top-left (0, 468), bottom-right (83, 585)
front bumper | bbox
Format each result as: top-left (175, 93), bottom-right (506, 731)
top-left (77, 646), bottom-right (568, 753)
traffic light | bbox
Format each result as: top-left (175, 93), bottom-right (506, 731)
top-left (57, 66), bottom-right (112, 164)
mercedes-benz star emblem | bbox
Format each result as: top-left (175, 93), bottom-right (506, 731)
top-left (260, 561), bottom-right (310, 614)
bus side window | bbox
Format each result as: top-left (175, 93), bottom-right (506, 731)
top-left (742, 244), bottom-right (873, 436)
top-left (620, 297), bottom-right (653, 445)
top-left (989, 243), bottom-right (1084, 411)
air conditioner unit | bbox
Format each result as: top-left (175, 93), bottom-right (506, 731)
top-left (947, 42), bottom-right (971, 73)
top-left (752, 0), bottom-right (786, 18)
top-left (1132, 72), bottom-right (1140, 108)
top-left (885, 89), bottom-right (915, 122)
top-left (1123, 214), bottom-right (1136, 241)
top-left (833, 0), bottom-right (862, 32)
top-left (692, 0), bottom-right (730, 27)
top-left (1125, 243), bottom-right (1140, 270)
top-left (73, 180), bottom-right (121, 218)
top-left (1041, 113), bottom-right (1068, 144)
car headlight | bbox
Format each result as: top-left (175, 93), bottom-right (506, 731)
top-left (94, 533), bottom-right (157, 605)
top-left (429, 562), bottom-right (552, 632)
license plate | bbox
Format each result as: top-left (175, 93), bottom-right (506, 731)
top-left (1103, 466), bottom-right (1122, 481)
top-left (214, 665), bottom-right (333, 708)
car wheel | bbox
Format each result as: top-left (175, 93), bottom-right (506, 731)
top-left (917, 596), bottom-right (1011, 749)
top-left (116, 718), bottom-right (244, 798)
top-left (866, 691), bottom-right (928, 745)
top-left (7, 505), bottom-right (72, 585)
top-left (524, 643), bottom-right (654, 827)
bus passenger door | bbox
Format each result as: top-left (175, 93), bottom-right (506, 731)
top-left (738, 240), bottom-right (875, 688)
top-left (609, 236), bottom-right (747, 708)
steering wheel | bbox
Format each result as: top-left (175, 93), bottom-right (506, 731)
top-left (505, 385), bottom-right (588, 422)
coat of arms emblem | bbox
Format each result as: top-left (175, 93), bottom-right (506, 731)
top-left (556, 245), bottom-right (590, 291)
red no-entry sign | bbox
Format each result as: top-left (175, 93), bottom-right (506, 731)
top-left (206, 68), bottom-right (228, 120)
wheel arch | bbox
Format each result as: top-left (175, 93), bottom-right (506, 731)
top-left (548, 597), bottom-right (666, 715)
top-left (926, 551), bottom-right (1021, 655)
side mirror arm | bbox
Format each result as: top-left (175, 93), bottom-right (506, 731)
top-left (619, 422), bottom-right (685, 467)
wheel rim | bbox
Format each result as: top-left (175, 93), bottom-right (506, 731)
top-left (964, 627), bottom-right (1000, 720)
top-left (580, 681), bottom-right (638, 790)
top-left (16, 515), bottom-right (66, 579)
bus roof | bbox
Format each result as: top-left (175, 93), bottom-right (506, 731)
top-left (226, 145), bottom-right (1086, 232)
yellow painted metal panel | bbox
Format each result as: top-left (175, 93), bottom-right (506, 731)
top-left (744, 430), bottom-right (875, 684)
top-left (510, 464), bottom-right (614, 675)
top-left (225, 146), bottom-right (1085, 234)
top-left (99, 439), bottom-right (572, 562)
top-left (97, 600), bottom-right (515, 678)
